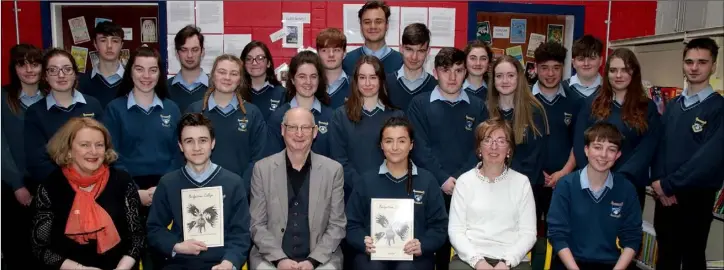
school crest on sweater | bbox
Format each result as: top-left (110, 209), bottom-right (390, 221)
top-left (82, 112), bottom-right (95, 118)
top-left (160, 114), bottom-right (172, 127)
top-left (413, 189), bottom-right (425, 205)
top-left (691, 117), bottom-right (706, 133)
top-left (564, 112), bottom-right (573, 126)
top-left (238, 118), bottom-right (248, 132)
top-left (610, 201), bottom-right (623, 218)
top-left (269, 99), bottom-right (280, 111)
top-left (318, 121), bottom-right (329, 134)
top-left (465, 115), bottom-right (476, 131)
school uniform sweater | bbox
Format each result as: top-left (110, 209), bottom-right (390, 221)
top-left (573, 99), bottom-right (661, 188)
top-left (534, 85), bottom-right (579, 174)
top-left (78, 68), bottom-right (124, 108)
top-left (407, 90), bottom-right (488, 184)
top-left (249, 83), bottom-right (287, 121)
top-left (342, 47), bottom-right (403, 76)
top-left (346, 163), bottom-right (448, 257)
top-left (147, 165), bottom-right (250, 269)
top-left (329, 105), bottom-right (404, 202)
top-left (499, 107), bottom-right (548, 186)
top-left (561, 75), bottom-right (602, 105)
top-left (652, 91), bottom-right (724, 195)
top-left (103, 94), bottom-right (183, 178)
top-left (166, 75), bottom-right (209, 112)
top-left (24, 93), bottom-right (104, 182)
top-left (386, 72), bottom-right (438, 110)
top-left (1, 89), bottom-right (40, 190)
top-left (463, 80), bottom-right (488, 101)
top-left (327, 74), bottom-right (350, 109)
top-left (547, 169), bottom-right (642, 264)
top-left (266, 101), bottom-right (333, 158)
top-left (187, 99), bottom-right (268, 191)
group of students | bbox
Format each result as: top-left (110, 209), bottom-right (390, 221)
top-left (2, 1), bottom-right (723, 269)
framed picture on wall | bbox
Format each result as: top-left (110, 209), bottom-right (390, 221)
top-left (140, 17), bottom-right (158, 43)
top-left (283, 23), bottom-right (303, 48)
top-left (547, 24), bottom-right (564, 44)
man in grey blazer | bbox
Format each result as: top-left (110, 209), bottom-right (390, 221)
top-left (250, 108), bottom-right (346, 270)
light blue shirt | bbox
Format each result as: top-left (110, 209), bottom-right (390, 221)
top-left (290, 96), bottom-right (322, 113)
top-left (363, 100), bottom-right (386, 114)
top-left (328, 71), bottom-right (348, 95)
top-left (184, 162), bottom-right (219, 184)
top-left (362, 45), bottom-right (392, 60)
top-left (462, 79), bottom-right (487, 92)
top-left (19, 90), bottom-right (44, 108)
top-left (580, 166), bottom-right (614, 200)
top-left (379, 160), bottom-right (419, 182)
top-left (681, 85), bottom-right (715, 107)
top-left (91, 63), bottom-right (125, 85)
top-left (252, 81), bottom-right (271, 93)
top-left (429, 86), bottom-right (470, 104)
top-left (207, 93), bottom-right (240, 114)
top-left (46, 90), bottom-right (86, 110)
top-left (397, 67), bottom-right (429, 90)
top-left (569, 74), bottom-right (601, 97)
top-left (126, 91), bottom-right (164, 113)
top-left (172, 71), bottom-right (209, 91)
top-left (532, 81), bottom-right (566, 103)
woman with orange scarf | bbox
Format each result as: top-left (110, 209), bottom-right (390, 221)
top-left (29, 117), bottom-right (145, 270)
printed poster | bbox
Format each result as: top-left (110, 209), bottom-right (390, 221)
top-left (510, 19), bottom-right (527, 44)
top-left (120, 49), bottom-right (130, 66)
top-left (89, 51), bottom-right (100, 70)
top-left (547, 24), bottom-right (564, 44)
top-left (68, 16), bottom-right (91, 45)
top-left (492, 48), bottom-right (505, 59)
top-left (476, 21), bottom-right (491, 44)
top-left (506, 45), bottom-right (524, 66)
top-left (181, 186), bottom-right (224, 247)
top-left (283, 23), bottom-right (303, 49)
top-left (527, 33), bottom-right (546, 58)
top-left (70, 46), bottom-right (89, 73)
top-left (140, 17), bottom-right (158, 43)
top-left (370, 198), bottom-right (414, 261)
top-left (493, 26), bottom-right (510, 39)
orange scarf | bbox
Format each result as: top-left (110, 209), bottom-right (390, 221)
top-left (63, 165), bottom-right (121, 254)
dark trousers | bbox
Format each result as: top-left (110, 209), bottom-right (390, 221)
top-left (550, 258), bottom-right (615, 270)
top-left (635, 187), bottom-right (646, 211)
top-left (134, 175), bottom-right (165, 270)
top-left (163, 260), bottom-right (217, 270)
top-left (1, 181), bottom-right (38, 270)
top-left (354, 253), bottom-right (434, 270)
top-left (434, 194), bottom-right (452, 270)
top-left (653, 189), bottom-right (716, 270)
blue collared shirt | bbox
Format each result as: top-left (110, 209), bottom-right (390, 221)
top-left (172, 71), bottom-right (210, 91)
top-left (681, 85), bottom-right (715, 107)
top-left (19, 90), bottom-right (44, 108)
top-left (91, 63), bottom-right (125, 85)
top-left (462, 79), bottom-right (487, 92)
top-left (363, 100), bottom-right (386, 113)
top-left (397, 67), bottom-right (429, 90)
top-left (252, 81), bottom-right (271, 93)
top-left (362, 45), bottom-right (392, 60)
top-left (569, 74), bottom-right (601, 97)
top-left (184, 162), bottom-right (219, 184)
top-left (46, 90), bottom-right (87, 110)
top-left (378, 160), bottom-right (419, 175)
top-left (290, 96), bottom-right (322, 113)
top-left (429, 86), bottom-right (470, 104)
top-left (532, 81), bottom-right (566, 102)
top-left (126, 91), bottom-right (164, 113)
top-left (328, 71), bottom-right (348, 95)
top-left (580, 166), bottom-right (614, 200)
top-left (207, 93), bottom-right (240, 114)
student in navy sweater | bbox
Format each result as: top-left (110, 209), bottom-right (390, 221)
top-left (407, 47), bottom-right (486, 270)
top-left (462, 40), bottom-right (492, 101)
top-left (548, 122), bottom-right (642, 270)
top-left (386, 23), bottom-right (437, 110)
top-left (330, 55), bottom-right (404, 202)
top-left (267, 51), bottom-right (333, 157)
top-left (147, 113), bottom-right (250, 270)
top-left (103, 46), bottom-right (182, 209)
top-left (342, 1), bottom-right (403, 75)
top-left (167, 25), bottom-right (209, 111)
top-left (25, 48), bottom-right (104, 182)
top-left (347, 116), bottom-right (448, 270)
top-left (317, 28), bottom-right (350, 109)
top-left (241, 41), bottom-right (286, 120)
top-left (78, 21), bottom-right (125, 108)
top-left (1, 43), bottom-right (44, 270)
top-left (573, 48), bottom-right (661, 210)
top-left (186, 54), bottom-right (267, 191)
top-left (562, 35), bottom-right (604, 102)
top-left (651, 38), bottom-right (724, 270)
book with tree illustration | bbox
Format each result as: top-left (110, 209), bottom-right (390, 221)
top-left (181, 186), bottom-right (224, 247)
top-left (370, 198), bottom-right (414, 261)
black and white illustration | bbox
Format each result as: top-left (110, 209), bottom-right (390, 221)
top-left (181, 186), bottom-right (224, 247)
top-left (370, 198), bottom-right (414, 261)
top-left (282, 23), bottom-right (303, 48)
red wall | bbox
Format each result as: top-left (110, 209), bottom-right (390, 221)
top-left (1, 1), bottom-right (656, 84)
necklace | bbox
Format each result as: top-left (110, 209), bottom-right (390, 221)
top-left (475, 163), bottom-right (508, 183)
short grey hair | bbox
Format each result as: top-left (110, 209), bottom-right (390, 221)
top-left (282, 107), bottom-right (316, 126)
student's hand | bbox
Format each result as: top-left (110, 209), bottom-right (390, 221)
top-left (474, 259), bottom-right (493, 270)
top-left (296, 260), bottom-right (314, 270)
top-left (403, 239), bottom-right (422, 256)
top-left (14, 187), bottom-right (33, 206)
top-left (211, 260), bottom-right (234, 270)
top-left (441, 177), bottom-right (456, 195)
top-left (115, 255), bottom-right (136, 270)
top-left (493, 261), bottom-right (509, 269)
top-left (277, 259), bottom-right (298, 270)
top-left (544, 171), bottom-right (566, 188)
top-left (173, 239), bottom-right (208, 255)
top-left (651, 180), bottom-right (677, 206)
top-left (364, 236), bottom-right (376, 254)
top-left (148, 186), bottom-right (157, 197)
top-left (139, 190), bottom-right (153, 206)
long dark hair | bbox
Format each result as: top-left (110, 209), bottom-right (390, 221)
top-left (201, 54), bottom-right (248, 114)
top-left (284, 51), bottom-right (330, 106)
top-left (378, 116), bottom-right (415, 195)
top-left (40, 48), bottom-right (80, 95)
top-left (346, 55), bottom-right (396, 123)
top-left (240, 41), bottom-right (282, 101)
top-left (6, 44), bottom-right (43, 114)
top-left (117, 46), bottom-right (170, 99)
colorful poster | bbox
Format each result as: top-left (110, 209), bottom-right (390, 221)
top-left (527, 33), bottom-right (547, 58)
top-left (120, 49), bottom-right (130, 66)
top-left (70, 46), bottom-right (89, 73)
top-left (506, 45), bottom-right (524, 66)
top-left (510, 19), bottom-right (527, 44)
top-left (547, 24), bottom-right (564, 44)
top-left (492, 48), bottom-right (505, 59)
top-left (68, 16), bottom-right (91, 45)
top-left (476, 21), bottom-right (491, 44)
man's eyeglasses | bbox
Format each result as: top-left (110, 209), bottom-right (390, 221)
top-left (482, 137), bottom-right (509, 147)
top-left (46, 66), bottom-right (75, 76)
top-left (245, 55), bottom-right (267, 64)
top-left (284, 124), bottom-right (315, 134)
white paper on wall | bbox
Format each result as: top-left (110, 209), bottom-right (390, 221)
top-left (166, 1), bottom-right (195, 35)
top-left (493, 27), bottom-right (510, 39)
top-left (399, 7), bottom-right (428, 43)
top-left (202, 35), bottom-right (224, 72)
top-left (167, 35), bottom-right (181, 74)
top-left (343, 4), bottom-right (364, 44)
top-left (385, 6), bottom-right (401, 46)
top-left (424, 48), bottom-right (442, 75)
top-left (196, 1), bottom-right (224, 34)
top-left (428, 8), bottom-right (455, 47)
top-left (223, 34), bottom-right (252, 57)
top-left (270, 28), bottom-right (287, 43)
top-left (282, 13), bottom-right (311, 24)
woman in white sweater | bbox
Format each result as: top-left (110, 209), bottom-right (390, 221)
top-left (448, 118), bottom-right (537, 270)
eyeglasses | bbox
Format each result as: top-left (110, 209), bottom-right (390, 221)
top-left (245, 55), bottom-right (267, 64)
top-left (482, 137), bottom-right (508, 147)
top-left (284, 124), bottom-right (315, 134)
top-left (46, 66), bottom-right (75, 76)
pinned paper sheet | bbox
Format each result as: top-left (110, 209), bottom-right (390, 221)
top-left (400, 7), bottom-right (427, 42)
top-left (493, 27), bottom-right (509, 39)
top-left (385, 6), bottom-right (400, 46)
top-left (343, 4), bottom-right (364, 44)
top-left (224, 34), bottom-right (252, 57)
top-left (202, 35), bottom-right (224, 71)
top-left (283, 23), bottom-right (304, 49)
top-left (196, 1), bottom-right (224, 33)
top-left (283, 13), bottom-right (311, 24)
top-left (123, 28), bottom-right (133, 41)
top-left (167, 35), bottom-right (181, 73)
top-left (527, 33), bottom-right (546, 58)
top-left (428, 7), bottom-right (455, 47)
top-left (166, 1), bottom-right (195, 35)
top-left (270, 28), bottom-right (287, 43)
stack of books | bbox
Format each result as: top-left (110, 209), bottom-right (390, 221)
top-left (714, 189), bottom-right (723, 217)
top-left (637, 221), bottom-right (658, 269)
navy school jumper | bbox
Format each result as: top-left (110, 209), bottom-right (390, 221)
top-left (499, 107), bottom-right (549, 186)
top-left (78, 69), bottom-right (123, 108)
top-left (534, 89), bottom-right (579, 174)
top-left (265, 102), bottom-right (333, 158)
top-left (342, 47), bottom-right (403, 77)
top-left (249, 83), bottom-right (287, 121)
top-left (386, 72), bottom-right (438, 111)
top-left (166, 75), bottom-right (209, 112)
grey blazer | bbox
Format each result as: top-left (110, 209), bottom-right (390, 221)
top-left (249, 150), bottom-right (346, 269)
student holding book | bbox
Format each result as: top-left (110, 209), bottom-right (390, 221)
top-left (147, 113), bottom-right (251, 270)
top-left (241, 41), bottom-right (286, 120)
top-left (386, 23), bottom-right (438, 110)
top-left (462, 40), bottom-right (493, 101)
top-left (346, 116), bottom-right (448, 270)
top-left (548, 122), bottom-right (642, 270)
